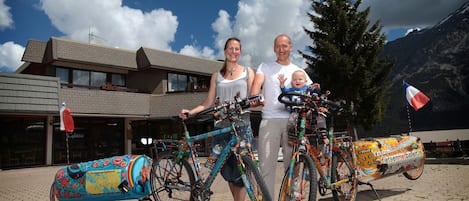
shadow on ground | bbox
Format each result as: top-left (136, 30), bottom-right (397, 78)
top-left (318, 188), bottom-right (411, 201)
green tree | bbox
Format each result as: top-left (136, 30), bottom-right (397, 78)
top-left (301, 0), bottom-right (393, 134)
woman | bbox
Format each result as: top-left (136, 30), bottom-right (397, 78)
top-left (179, 37), bottom-right (255, 201)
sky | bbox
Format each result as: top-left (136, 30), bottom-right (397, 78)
top-left (0, 0), bottom-right (467, 73)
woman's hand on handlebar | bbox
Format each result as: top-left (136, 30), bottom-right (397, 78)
top-left (318, 106), bottom-right (328, 113)
top-left (179, 109), bottom-right (190, 120)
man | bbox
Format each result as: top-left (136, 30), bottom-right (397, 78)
top-left (250, 34), bottom-right (313, 198)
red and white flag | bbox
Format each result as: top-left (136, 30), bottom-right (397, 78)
top-left (60, 102), bottom-right (75, 133)
top-left (404, 82), bottom-right (430, 111)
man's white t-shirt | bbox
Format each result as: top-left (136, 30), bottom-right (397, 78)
top-left (256, 62), bottom-right (313, 119)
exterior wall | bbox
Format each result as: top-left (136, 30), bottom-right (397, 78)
top-left (149, 92), bottom-right (207, 118)
top-left (60, 88), bottom-right (149, 117)
top-left (0, 73), bottom-right (60, 114)
top-left (2, 37), bottom-right (230, 168)
top-left (127, 69), bottom-right (166, 94)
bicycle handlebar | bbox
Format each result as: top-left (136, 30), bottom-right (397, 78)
top-left (192, 94), bottom-right (264, 120)
top-left (277, 91), bottom-right (342, 113)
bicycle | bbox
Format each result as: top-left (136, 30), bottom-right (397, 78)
top-left (277, 91), bottom-right (358, 201)
top-left (149, 94), bottom-right (272, 201)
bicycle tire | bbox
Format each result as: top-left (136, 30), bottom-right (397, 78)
top-left (50, 182), bottom-right (57, 201)
top-left (241, 155), bottom-right (273, 201)
top-left (403, 157), bottom-right (425, 180)
top-left (331, 150), bottom-right (358, 201)
top-left (278, 154), bottom-right (317, 201)
top-left (151, 152), bottom-right (195, 201)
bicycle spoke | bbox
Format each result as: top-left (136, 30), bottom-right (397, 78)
top-left (151, 153), bottom-right (195, 201)
top-left (331, 150), bottom-right (358, 201)
top-left (279, 154), bottom-right (316, 201)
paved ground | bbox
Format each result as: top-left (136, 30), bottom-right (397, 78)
top-left (1, 162), bottom-right (468, 201)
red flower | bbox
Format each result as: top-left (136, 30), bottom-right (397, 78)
top-left (54, 189), bottom-right (61, 198)
top-left (73, 192), bottom-right (81, 198)
top-left (120, 161), bottom-right (127, 168)
top-left (103, 159), bottom-right (110, 166)
top-left (93, 161), bottom-right (99, 168)
top-left (113, 157), bottom-right (122, 166)
top-left (60, 178), bottom-right (70, 187)
top-left (56, 170), bottom-right (65, 179)
top-left (64, 191), bottom-right (71, 198)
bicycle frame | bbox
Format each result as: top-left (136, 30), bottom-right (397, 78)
top-left (153, 95), bottom-right (267, 201)
top-left (279, 91), bottom-right (358, 200)
top-left (308, 128), bottom-right (356, 189)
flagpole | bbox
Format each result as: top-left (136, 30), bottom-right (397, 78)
top-left (403, 80), bottom-right (413, 136)
top-left (403, 80), bottom-right (430, 136)
top-left (406, 104), bottom-right (412, 136)
top-left (66, 132), bottom-right (70, 164)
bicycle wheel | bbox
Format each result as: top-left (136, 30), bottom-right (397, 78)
top-left (50, 182), bottom-right (57, 201)
top-left (241, 155), bottom-right (272, 201)
top-left (278, 154), bottom-right (317, 201)
top-left (403, 157), bottom-right (425, 180)
top-left (331, 150), bottom-right (358, 201)
top-left (151, 152), bottom-right (195, 201)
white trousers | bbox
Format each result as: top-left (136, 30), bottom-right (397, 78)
top-left (257, 118), bottom-right (292, 199)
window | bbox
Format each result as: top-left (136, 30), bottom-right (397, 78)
top-left (91, 71), bottom-right (106, 87)
top-left (55, 66), bottom-right (127, 89)
top-left (167, 72), bottom-right (210, 92)
top-left (190, 76), bottom-right (209, 91)
top-left (55, 67), bottom-right (69, 84)
top-left (73, 69), bottom-right (90, 86)
top-left (112, 74), bottom-right (126, 86)
top-left (168, 73), bottom-right (187, 92)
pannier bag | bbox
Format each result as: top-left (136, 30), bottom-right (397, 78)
top-left (51, 154), bottom-right (152, 201)
top-left (354, 135), bottom-right (425, 183)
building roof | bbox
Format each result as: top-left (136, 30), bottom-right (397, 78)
top-left (49, 37), bottom-right (137, 70)
top-left (137, 47), bottom-right (222, 75)
top-left (20, 37), bottom-right (222, 75)
top-left (21, 40), bottom-right (47, 64)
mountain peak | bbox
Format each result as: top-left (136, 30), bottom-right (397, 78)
top-left (368, 2), bottom-right (469, 136)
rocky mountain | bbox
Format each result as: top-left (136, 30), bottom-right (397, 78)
top-left (364, 2), bottom-right (469, 136)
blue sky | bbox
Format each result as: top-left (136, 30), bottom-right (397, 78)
top-left (0, 0), bottom-right (467, 73)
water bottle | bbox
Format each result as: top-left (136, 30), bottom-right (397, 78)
top-left (205, 144), bottom-right (222, 169)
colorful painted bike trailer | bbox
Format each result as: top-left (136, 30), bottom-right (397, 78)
top-left (354, 135), bottom-right (425, 183)
top-left (50, 154), bottom-right (152, 201)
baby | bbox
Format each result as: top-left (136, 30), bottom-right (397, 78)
top-left (279, 69), bottom-right (328, 140)
top-left (278, 70), bottom-right (320, 104)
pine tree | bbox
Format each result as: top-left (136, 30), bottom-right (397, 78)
top-left (301, 0), bottom-right (393, 133)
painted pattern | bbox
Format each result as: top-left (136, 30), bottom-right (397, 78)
top-left (52, 154), bottom-right (152, 201)
top-left (354, 136), bottom-right (425, 183)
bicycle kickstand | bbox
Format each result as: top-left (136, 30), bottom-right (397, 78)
top-left (358, 181), bottom-right (381, 201)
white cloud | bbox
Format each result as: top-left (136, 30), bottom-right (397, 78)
top-left (212, 10), bottom-right (233, 59)
top-left (40, 0), bottom-right (178, 51)
top-left (179, 45), bottom-right (216, 60)
top-left (0, 41), bottom-right (25, 72)
top-left (360, 0), bottom-right (467, 32)
top-left (0, 0), bottom-right (13, 30)
top-left (171, 0), bottom-right (314, 68)
top-left (210, 0), bottom-right (313, 68)
top-left (12, 0), bottom-right (460, 74)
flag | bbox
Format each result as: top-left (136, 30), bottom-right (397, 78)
top-left (60, 102), bottom-right (75, 133)
top-left (404, 82), bottom-right (430, 111)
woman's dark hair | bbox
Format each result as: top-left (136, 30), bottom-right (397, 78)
top-left (220, 37), bottom-right (241, 76)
